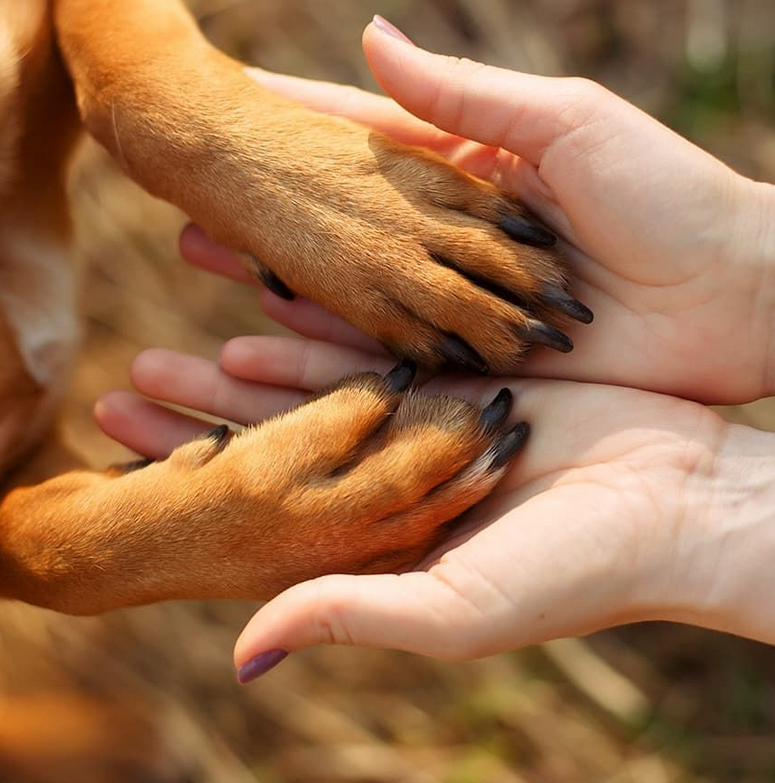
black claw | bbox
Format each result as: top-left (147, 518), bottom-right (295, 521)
top-left (200, 424), bottom-right (231, 451)
top-left (243, 252), bottom-right (295, 300)
top-left (258, 267), bottom-right (295, 300)
top-left (541, 284), bottom-right (594, 324)
top-left (490, 422), bottom-right (530, 469)
top-left (499, 214), bottom-right (557, 248)
top-left (480, 388), bottom-right (513, 431)
top-left (112, 457), bottom-right (154, 475)
top-left (440, 334), bottom-right (489, 375)
top-left (519, 320), bottom-right (573, 353)
top-left (385, 359), bottom-right (417, 392)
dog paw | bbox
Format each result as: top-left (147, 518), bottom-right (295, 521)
top-left (3, 364), bottom-right (526, 612)
top-left (223, 109), bottom-right (593, 374)
top-left (149, 361), bottom-right (525, 599)
top-left (61, 7), bottom-right (591, 374)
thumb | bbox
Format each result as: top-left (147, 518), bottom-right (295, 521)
top-left (233, 571), bottom-right (484, 683)
top-left (363, 16), bottom-right (611, 168)
top-left (362, 17), bottom-right (710, 184)
top-left (362, 18), bottom-right (737, 264)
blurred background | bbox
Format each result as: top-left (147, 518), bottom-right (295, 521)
top-left (3, 1), bottom-right (775, 781)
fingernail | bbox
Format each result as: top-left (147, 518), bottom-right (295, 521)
top-left (372, 15), bottom-right (414, 44)
top-left (237, 649), bottom-right (288, 684)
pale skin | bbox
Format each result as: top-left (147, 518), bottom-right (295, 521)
top-left (96, 19), bottom-right (775, 677)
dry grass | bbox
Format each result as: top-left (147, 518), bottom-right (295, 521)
top-left (3, 1), bottom-right (775, 781)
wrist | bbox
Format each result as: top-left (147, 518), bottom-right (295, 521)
top-left (660, 421), bottom-right (775, 643)
top-left (735, 177), bottom-right (775, 396)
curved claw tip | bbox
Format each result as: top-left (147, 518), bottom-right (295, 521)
top-left (521, 320), bottom-right (573, 353)
top-left (541, 284), bottom-right (594, 324)
top-left (111, 457), bottom-right (154, 475)
top-left (258, 267), bottom-right (295, 301)
top-left (500, 214), bottom-right (557, 248)
top-left (441, 335), bottom-right (489, 376)
top-left (200, 423), bottom-right (231, 450)
top-left (243, 253), bottom-right (295, 300)
top-left (480, 388), bottom-right (513, 431)
top-left (385, 359), bottom-right (417, 392)
top-left (491, 421), bottom-right (530, 469)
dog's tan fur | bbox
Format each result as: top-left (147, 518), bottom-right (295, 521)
top-left (0, 2), bottom-right (79, 477)
top-left (0, 1), bottom-right (577, 613)
top-left (0, 2), bottom-right (591, 776)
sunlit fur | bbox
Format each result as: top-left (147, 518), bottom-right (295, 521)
top-left (0, 2), bottom-right (566, 775)
top-left (0, 0), bottom-right (562, 619)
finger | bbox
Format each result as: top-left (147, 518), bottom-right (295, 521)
top-left (220, 336), bottom-right (393, 388)
top-left (130, 348), bottom-right (308, 425)
top-left (246, 67), bottom-right (461, 153)
top-left (257, 289), bottom-right (387, 353)
top-left (234, 480), bottom-right (650, 679)
top-left (246, 67), bottom-right (518, 183)
top-left (363, 19), bottom-right (735, 249)
top-left (95, 391), bottom-right (213, 458)
top-left (233, 571), bottom-right (491, 678)
top-left (98, 338), bottom-right (400, 458)
top-left (363, 19), bottom-right (612, 168)
top-left (179, 224), bottom-right (255, 284)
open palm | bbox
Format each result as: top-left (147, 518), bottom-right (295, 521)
top-left (96, 24), bottom-right (775, 672)
top-left (180, 24), bottom-right (775, 404)
top-left (224, 341), bottom-right (736, 666)
top-left (95, 335), bottom-right (739, 665)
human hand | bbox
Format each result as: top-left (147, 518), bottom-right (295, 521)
top-left (96, 336), bottom-right (775, 680)
top-left (181, 17), bottom-right (775, 403)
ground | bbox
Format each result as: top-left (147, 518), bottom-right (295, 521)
top-left (5, 2), bottom-right (775, 781)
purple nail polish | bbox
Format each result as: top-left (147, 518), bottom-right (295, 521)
top-left (237, 649), bottom-right (288, 684)
top-left (372, 15), bottom-right (414, 44)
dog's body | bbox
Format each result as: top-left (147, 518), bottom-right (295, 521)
top-left (0, 2), bottom-right (595, 779)
top-left (0, 2), bottom-right (79, 478)
top-left (0, 0), bottom-right (587, 618)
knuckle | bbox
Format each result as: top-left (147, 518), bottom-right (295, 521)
top-left (449, 55), bottom-right (487, 77)
top-left (339, 85), bottom-right (366, 116)
top-left (439, 52), bottom-right (466, 77)
top-left (563, 76), bottom-right (608, 105)
top-left (551, 77), bottom-right (618, 151)
top-left (440, 55), bottom-right (491, 93)
top-left (430, 55), bottom-right (491, 128)
top-left (424, 565), bottom-right (493, 662)
top-left (556, 77), bottom-right (606, 123)
top-left (309, 577), bottom-right (356, 647)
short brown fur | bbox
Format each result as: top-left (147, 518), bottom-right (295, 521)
top-left (0, 0), bottom-right (574, 614)
top-left (0, 3), bottom-right (588, 775)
